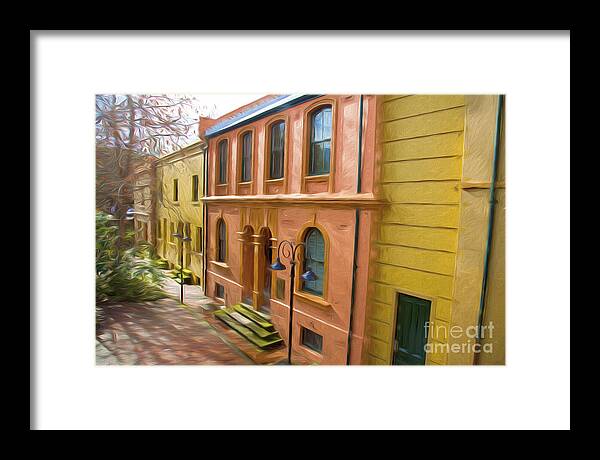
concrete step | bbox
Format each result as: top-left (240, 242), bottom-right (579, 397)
top-left (232, 304), bottom-right (275, 331)
top-left (214, 309), bottom-right (283, 349)
top-left (168, 270), bottom-right (192, 279)
top-left (225, 309), bottom-right (279, 339)
top-left (240, 302), bottom-right (272, 321)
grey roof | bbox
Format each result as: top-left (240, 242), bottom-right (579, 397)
top-left (205, 94), bottom-right (322, 138)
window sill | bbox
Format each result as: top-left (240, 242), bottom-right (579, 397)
top-left (216, 183), bottom-right (228, 187)
top-left (191, 251), bottom-right (203, 257)
top-left (211, 260), bottom-right (230, 269)
top-left (299, 344), bottom-right (323, 359)
top-left (191, 200), bottom-right (201, 205)
top-left (293, 290), bottom-right (331, 309)
top-left (265, 178), bottom-right (284, 184)
top-left (238, 181), bottom-right (253, 186)
top-left (304, 174), bottom-right (330, 182)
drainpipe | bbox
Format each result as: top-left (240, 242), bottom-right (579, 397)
top-left (474, 94), bottom-right (504, 364)
top-left (356, 95), bottom-right (364, 194)
top-left (202, 140), bottom-right (209, 293)
top-left (346, 95), bottom-right (365, 365)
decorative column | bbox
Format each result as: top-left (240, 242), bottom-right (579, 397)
top-left (236, 226), bottom-right (254, 305)
top-left (251, 232), bottom-right (268, 309)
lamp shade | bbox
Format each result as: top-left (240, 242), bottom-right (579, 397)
top-left (300, 269), bottom-right (318, 281)
top-left (270, 257), bottom-right (286, 271)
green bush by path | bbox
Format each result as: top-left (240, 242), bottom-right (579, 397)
top-left (96, 211), bottom-right (169, 303)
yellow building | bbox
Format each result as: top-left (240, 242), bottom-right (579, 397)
top-left (363, 95), bottom-right (505, 365)
top-left (155, 141), bottom-right (206, 289)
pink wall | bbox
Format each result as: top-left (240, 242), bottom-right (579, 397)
top-left (203, 95), bottom-right (382, 364)
top-left (206, 95), bottom-right (378, 198)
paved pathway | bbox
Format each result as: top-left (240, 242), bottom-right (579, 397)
top-left (96, 278), bottom-right (286, 365)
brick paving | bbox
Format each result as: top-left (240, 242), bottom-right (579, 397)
top-left (96, 278), bottom-right (286, 365)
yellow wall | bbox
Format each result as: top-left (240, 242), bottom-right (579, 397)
top-left (365, 95), bottom-right (465, 365)
top-left (155, 143), bottom-right (205, 288)
top-left (364, 95), bottom-right (504, 365)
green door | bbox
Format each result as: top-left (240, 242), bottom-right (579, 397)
top-left (393, 294), bottom-right (432, 365)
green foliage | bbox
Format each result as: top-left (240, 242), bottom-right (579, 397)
top-left (96, 211), bottom-right (168, 303)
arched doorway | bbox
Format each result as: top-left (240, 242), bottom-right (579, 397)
top-left (241, 225), bottom-right (254, 305)
top-left (259, 227), bottom-right (273, 314)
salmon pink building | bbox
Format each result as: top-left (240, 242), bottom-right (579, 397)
top-left (200, 95), bottom-right (381, 364)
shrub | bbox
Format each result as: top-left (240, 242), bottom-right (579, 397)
top-left (96, 211), bottom-right (168, 303)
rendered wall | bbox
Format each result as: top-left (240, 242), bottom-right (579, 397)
top-left (203, 95), bottom-right (380, 364)
top-left (155, 146), bottom-right (205, 288)
top-left (206, 202), bottom-right (375, 365)
top-left (476, 106), bottom-right (505, 365)
top-left (448, 95), bottom-right (503, 365)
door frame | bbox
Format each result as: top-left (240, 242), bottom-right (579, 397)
top-left (389, 289), bottom-right (438, 365)
top-left (258, 226), bottom-right (273, 313)
top-left (240, 225), bottom-right (255, 306)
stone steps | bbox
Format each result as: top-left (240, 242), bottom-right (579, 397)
top-left (214, 303), bottom-right (283, 349)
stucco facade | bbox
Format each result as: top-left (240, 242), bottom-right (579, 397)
top-left (202, 95), bottom-right (381, 364)
top-left (155, 141), bottom-right (206, 289)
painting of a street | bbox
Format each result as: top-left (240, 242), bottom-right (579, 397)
top-left (95, 94), bottom-right (506, 365)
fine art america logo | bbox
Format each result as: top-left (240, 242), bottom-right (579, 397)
top-left (424, 321), bottom-right (495, 355)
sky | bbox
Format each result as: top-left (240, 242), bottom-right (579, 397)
top-left (104, 94), bottom-right (269, 156)
top-left (166, 93), bottom-right (268, 154)
top-left (188, 94), bottom-right (268, 118)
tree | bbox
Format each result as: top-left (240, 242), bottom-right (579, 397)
top-left (95, 94), bottom-right (206, 248)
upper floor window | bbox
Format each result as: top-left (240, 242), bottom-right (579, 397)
top-left (269, 121), bottom-right (285, 179)
top-left (217, 218), bottom-right (227, 262)
top-left (302, 228), bottom-right (325, 296)
top-left (240, 132), bottom-right (252, 182)
top-left (218, 140), bottom-right (228, 184)
top-left (173, 178), bottom-right (179, 201)
top-left (308, 106), bottom-right (332, 176)
top-left (191, 175), bottom-right (199, 201)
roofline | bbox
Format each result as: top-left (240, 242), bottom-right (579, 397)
top-left (156, 139), bottom-right (207, 164)
top-left (209, 95), bottom-right (277, 123)
top-left (205, 94), bottom-right (323, 138)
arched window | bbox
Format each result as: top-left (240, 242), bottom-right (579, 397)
top-left (217, 218), bottom-right (227, 262)
top-left (269, 121), bottom-right (285, 179)
top-left (240, 131), bottom-right (252, 182)
top-left (218, 140), bottom-right (228, 184)
top-left (302, 228), bottom-right (325, 296)
top-left (308, 106), bottom-right (332, 176)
